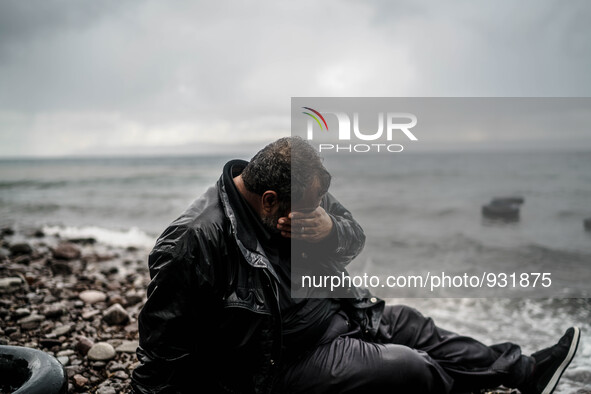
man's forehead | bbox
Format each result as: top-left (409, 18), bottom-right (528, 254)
top-left (293, 182), bottom-right (324, 210)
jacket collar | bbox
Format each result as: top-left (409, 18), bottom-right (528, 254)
top-left (222, 160), bottom-right (273, 248)
top-left (218, 160), bottom-right (278, 278)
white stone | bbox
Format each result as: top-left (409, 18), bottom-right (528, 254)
top-left (57, 349), bottom-right (75, 357)
top-left (0, 277), bottom-right (24, 293)
top-left (79, 290), bottom-right (107, 304)
top-left (50, 324), bottom-right (72, 337)
top-left (87, 342), bottom-right (116, 361)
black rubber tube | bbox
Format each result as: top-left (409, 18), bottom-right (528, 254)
top-left (0, 345), bottom-right (68, 394)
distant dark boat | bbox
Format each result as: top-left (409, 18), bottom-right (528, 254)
top-left (481, 197), bottom-right (525, 222)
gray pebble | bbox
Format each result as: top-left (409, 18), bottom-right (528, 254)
top-left (87, 342), bottom-right (116, 361)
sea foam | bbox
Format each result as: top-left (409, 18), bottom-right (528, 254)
top-left (42, 225), bottom-right (156, 249)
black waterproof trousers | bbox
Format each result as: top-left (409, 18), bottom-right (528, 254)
top-left (274, 305), bottom-right (533, 394)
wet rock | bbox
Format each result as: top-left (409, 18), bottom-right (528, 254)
top-left (112, 370), bottom-right (129, 380)
top-left (65, 365), bottom-right (84, 378)
top-left (13, 254), bottom-right (31, 265)
top-left (0, 276), bottom-right (24, 293)
top-left (48, 323), bottom-right (72, 337)
top-left (9, 242), bottom-right (33, 255)
top-left (24, 272), bottom-right (37, 285)
top-left (40, 338), bottom-right (62, 348)
top-left (95, 385), bottom-right (117, 394)
top-left (106, 281), bottom-right (121, 291)
top-left (67, 237), bottom-right (96, 245)
top-left (108, 361), bottom-right (126, 372)
top-left (102, 303), bottom-right (130, 326)
top-left (43, 293), bottom-right (58, 304)
top-left (101, 266), bottom-right (119, 275)
top-left (73, 373), bottom-right (88, 388)
top-left (26, 292), bottom-right (44, 304)
top-left (44, 302), bottom-right (66, 318)
top-left (9, 331), bottom-right (21, 340)
top-left (70, 358), bottom-right (83, 366)
top-left (14, 307), bottom-right (31, 318)
top-left (124, 323), bottom-right (138, 334)
top-left (115, 340), bottom-right (138, 354)
top-left (124, 290), bottom-right (143, 306)
top-left (84, 325), bottom-right (97, 336)
top-left (4, 326), bottom-right (18, 335)
top-left (82, 309), bottom-right (101, 319)
top-left (87, 342), bottom-right (116, 361)
top-left (108, 294), bottom-right (125, 306)
top-left (18, 313), bottom-right (45, 330)
top-left (57, 349), bottom-right (75, 357)
top-left (49, 260), bottom-right (73, 275)
top-left (1, 227), bottom-right (14, 236)
top-left (91, 361), bottom-right (107, 369)
top-left (74, 336), bottom-right (94, 355)
top-left (52, 242), bottom-right (81, 260)
top-left (0, 247), bottom-right (10, 258)
top-left (79, 290), bottom-right (107, 304)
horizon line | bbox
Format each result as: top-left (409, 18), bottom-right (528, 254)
top-left (1, 146), bottom-right (591, 161)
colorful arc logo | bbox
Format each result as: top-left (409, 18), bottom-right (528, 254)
top-left (302, 107), bottom-right (328, 131)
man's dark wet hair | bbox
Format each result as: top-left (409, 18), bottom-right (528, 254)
top-left (241, 136), bottom-right (331, 205)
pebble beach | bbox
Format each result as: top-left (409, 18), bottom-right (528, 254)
top-left (0, 226), bottom-right (151, 394)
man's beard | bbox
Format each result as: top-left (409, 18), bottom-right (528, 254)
top-left (261, 212), bottom-right (282, 234)
top-left (260, 203), bottom-right (290, 234)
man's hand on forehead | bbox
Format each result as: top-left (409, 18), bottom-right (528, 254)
top-left (277, 206), bottom-right (333, 242)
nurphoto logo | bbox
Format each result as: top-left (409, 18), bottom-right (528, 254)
top-left (302, 107), bottom-right (418, 153)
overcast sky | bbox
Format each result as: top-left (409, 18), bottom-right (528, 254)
top-left (1, 0), bottom-right (590, 157)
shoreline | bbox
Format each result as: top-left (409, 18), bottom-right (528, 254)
top-left (1, 226), bottom-right (588, 393)
top-left (0, 226), bottom-right (151, 393)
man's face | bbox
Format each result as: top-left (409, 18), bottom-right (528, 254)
top-left (260, 178), bottom-right (323, 233)
top-left (260, 200), bottom-right (290, 233)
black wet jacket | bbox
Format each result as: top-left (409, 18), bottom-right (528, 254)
top-left (131, 164), bottom-right (385, 393)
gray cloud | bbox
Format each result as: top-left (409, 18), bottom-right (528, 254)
top-left (0, 0), bottom-right (590, 157)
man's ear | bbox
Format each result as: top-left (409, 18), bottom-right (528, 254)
top-left (261, 191), bottom-right (279, 213)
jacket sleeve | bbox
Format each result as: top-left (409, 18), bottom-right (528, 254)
top-left (131, 225), bottom-right (219, 393)
top-left (316, 192), bottom-right (366, 268)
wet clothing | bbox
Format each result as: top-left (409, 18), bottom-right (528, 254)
top-left (275, 306), bottom-right (533, 394)
top-left (223, 161), bottom-right (341, 351)
top-left (131, 159), bottom-right (380, 394)
top-left (131, 159), bottom-right (533, 394)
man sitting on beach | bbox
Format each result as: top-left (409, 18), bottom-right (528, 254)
top-left (131, 136), bottom-right (580, 393)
